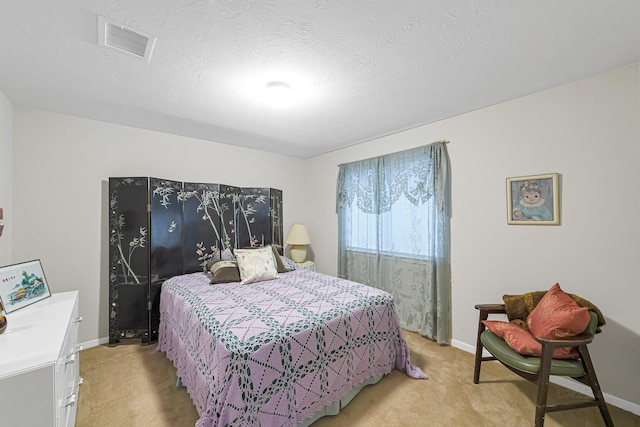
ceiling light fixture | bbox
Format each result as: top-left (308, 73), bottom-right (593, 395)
top-left (265, 81), bottom-right (293, 106)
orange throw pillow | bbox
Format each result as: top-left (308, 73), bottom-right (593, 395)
top-left (526, 283), bottom-right (590, 338)
top-left (481, 320), bottom-right (523, 339)
top-left (503, 327), bottom-right (579, 359)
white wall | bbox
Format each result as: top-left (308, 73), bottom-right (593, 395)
top-left (0, 89), bottom-right (12, 266)
top-left (304, 64), bottom-right (640, 408)
top-left (12, 110), bottom-right (307, 345)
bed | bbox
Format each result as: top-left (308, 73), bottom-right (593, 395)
top-left (157, 262), bottom-right (426, 427)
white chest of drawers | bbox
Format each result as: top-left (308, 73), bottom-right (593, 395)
top-left (0, 291), bottom-right (82, 427)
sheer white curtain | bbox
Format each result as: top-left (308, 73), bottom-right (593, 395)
top-left (336, 142), bottom-right (451, 344)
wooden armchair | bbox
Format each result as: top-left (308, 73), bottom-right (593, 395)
top-left (473, 303), bottom-right (614, 427)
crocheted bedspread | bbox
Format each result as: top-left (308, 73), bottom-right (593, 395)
top-left (157, 269), bottom-right (426, 427)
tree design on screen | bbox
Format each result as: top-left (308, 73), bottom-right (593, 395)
top-left (237, 191), bottom-right (267, 247)
top-left (152, 184), bottom-right (175, 208)
top-left (178, 188), bottom-right (270, 267)
top-left (109, 194), bottom-right (147, 285)
top-left (179, 187), bottom-right (234, 268)
top-left (269, 190), bottom-right (283, 250)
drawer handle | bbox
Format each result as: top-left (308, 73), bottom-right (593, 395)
top-left (65, 393), bottom-right (77, 408)
top-left (74, 316), bottom-right (84, 323)
top-left (65, 354), bottom-right (77, 365)
top-left (65, 345), bottom-right (83, 360)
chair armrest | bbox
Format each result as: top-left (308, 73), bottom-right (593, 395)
top-left (535, 333), bottom-right (594, 347)
top-left (475, 304), bottom-right (506, 314)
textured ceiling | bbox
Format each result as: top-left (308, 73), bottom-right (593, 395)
top-left (1, 1), bottom-right (639, 158)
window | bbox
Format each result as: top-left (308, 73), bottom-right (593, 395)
top-left (336, 141), bottom-right (451, 344)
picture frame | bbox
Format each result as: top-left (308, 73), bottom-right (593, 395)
top-left (506, 173), bottom-right (560, 225)
top-left (0, 259), bottom-right (51, 314)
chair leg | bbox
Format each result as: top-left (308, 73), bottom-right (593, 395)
top-left (534, 343), bottom-right (554, 427)
top-left (578, 345), bottom-right (615, 427)
top-left (473, 311), bottom-right (489, 384)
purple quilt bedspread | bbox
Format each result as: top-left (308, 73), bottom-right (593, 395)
top-left (157, 268), bottom-right (426, 427)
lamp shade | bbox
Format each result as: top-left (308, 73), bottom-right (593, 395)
top-left (284, 224), bottom-right (311, 245)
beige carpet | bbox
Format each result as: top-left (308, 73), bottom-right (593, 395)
top-left (77, 331), bottom-right (639, 427)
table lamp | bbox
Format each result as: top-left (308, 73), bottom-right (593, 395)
top-left (285, 223), bottom-right (311, 263)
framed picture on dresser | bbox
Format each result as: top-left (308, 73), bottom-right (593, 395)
top-left (0, 259), bottom-right (51, 314)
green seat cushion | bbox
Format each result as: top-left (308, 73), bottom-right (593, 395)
top-left (480, 330), bottom-right (586, 377)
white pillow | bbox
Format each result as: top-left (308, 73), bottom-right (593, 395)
top-left (234, 246), bottom-right (279, 285)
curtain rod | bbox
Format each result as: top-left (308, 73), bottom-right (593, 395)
top-left (337, 140), bottom-right (450, 167)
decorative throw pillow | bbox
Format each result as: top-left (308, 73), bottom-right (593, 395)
top-left (526, 283), bottom-right (591, 338)
top-left (203, 251), bottom-right (221, 273)
top-left (503, 327), bottom-right (579, 359)
top-left (220, 248), bottom-right (235, 261)
top-left (271, 245), bottom-right (292, 273)
top-left (280, 256), bottom-right (297, 271)
top-left (209, 260), bottom-right (241, 284)
top-left (481, 320), bottom-right (524, 339)
top-left (234, 246), bottom-right (279, 285)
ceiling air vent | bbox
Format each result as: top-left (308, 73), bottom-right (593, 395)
top-left (98, 16), bottom-right (156, 61)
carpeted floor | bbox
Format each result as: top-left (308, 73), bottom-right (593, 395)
top-left (77, 330), bottom-right (640, 426)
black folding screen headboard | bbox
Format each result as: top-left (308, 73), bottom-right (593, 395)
top-left (108, 176), bottom-right (283, 344)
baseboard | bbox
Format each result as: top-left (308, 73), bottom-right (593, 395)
top-left (550, 376), bottom-right (640, 416)
top-left (451, 339), bottom-right (640, 416)
top-left (452, 339), bottom-right (475, 354)
top-left (80, 336), bottom-right (109, 349)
